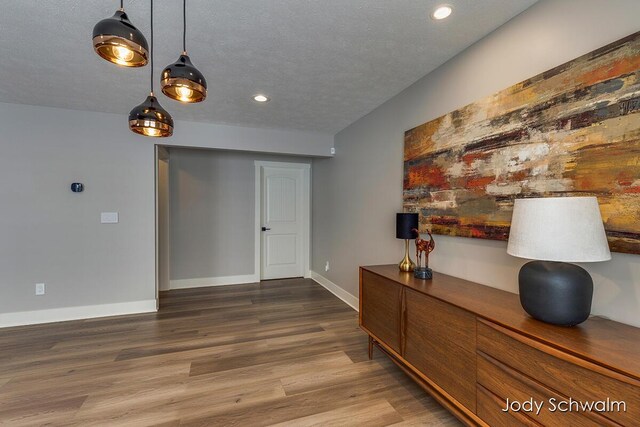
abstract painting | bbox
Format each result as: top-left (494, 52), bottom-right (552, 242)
top-left (403, 32), bottom-right (640, 254)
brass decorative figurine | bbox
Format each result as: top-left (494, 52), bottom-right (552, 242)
top-left (413, 228), bottom-right (435, 279)
top-left (396, 213), bottom-right (419, 272)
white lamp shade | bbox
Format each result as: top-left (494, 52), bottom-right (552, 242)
top-left (507, 197), bottom-right (611, 263)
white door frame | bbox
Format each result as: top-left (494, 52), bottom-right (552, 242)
top-left (254, 161), bottom-right (311, 280)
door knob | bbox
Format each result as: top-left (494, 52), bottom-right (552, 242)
top-left (261, 227), bottom-right (271, 231)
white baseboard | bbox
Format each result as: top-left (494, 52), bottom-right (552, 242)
top-left (0, 299), bottom-right (157, 328)
top-left (310, 271), bottom-right (359, 311)
top-left (170, 274), bottom-right (259, 290)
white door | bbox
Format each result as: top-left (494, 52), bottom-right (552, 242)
top-left (259, 164), bottom-right (308, 280)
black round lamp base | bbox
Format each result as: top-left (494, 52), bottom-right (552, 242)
top-left (519, 261), bottom-right (593, 326)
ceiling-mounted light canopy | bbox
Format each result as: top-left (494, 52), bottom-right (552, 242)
top-left (129, 0), bottom-right (173, 137)
top-left (92, 1), bottom-right (148, 67)
top-left (129, 94), bottom-right (174, 137)
top-left (161, 0), bottom-right (207, 103)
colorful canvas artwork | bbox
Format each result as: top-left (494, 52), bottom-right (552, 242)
top-left (403, 32), bottom-right (640, 254)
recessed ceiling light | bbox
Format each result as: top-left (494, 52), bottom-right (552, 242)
top-left (253, 94), bottom-right (270, 103)
top-left (431, 5), bottom-right (453, 20)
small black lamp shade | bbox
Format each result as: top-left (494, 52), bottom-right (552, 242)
top-left (129, 94), bottom-right (174, 137)
top-left (396, 213), bottom-right (419, 239)
top-left (92, 10), bottom-right (149, 67)
top-left (161, 54), bottom-right (207, 103)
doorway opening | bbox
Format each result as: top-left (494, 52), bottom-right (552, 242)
top-left (155, 148), bottom-right (312, 306)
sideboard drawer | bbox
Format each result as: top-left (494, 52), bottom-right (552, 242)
top-left (360, 270), bottom-right (402, 354)
top-left (477, 351), bottom-right (613, 426)
top-left (477, 319), bottom-right (640, 426)
top-left (476, 384), bottom-right (538, 427)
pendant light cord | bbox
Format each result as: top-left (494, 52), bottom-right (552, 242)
top-left (183, 0), bottom-right (187, 53)
top-left (150, 0), bottom-right (154, 94)
top-left (120, 0), bottom-right (123, 10)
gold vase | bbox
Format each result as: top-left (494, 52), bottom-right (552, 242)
top-left (398, 239), bottom-right (415, 272)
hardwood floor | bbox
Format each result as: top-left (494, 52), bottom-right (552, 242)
top-left (0, 278), bottom-right (461, 426)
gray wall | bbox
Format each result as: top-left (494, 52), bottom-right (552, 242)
top-left (0, 102), bottom-right (328, 320)
top-left (312, 0), bottom-right (640, 327)
top-left (0, 103), bottom-right (156, 314)
top-left (158, 149), bottom-right (170, 292)
top-left (162, 120), bottom-right (333, 157)
top-left (169, 148), bottom-right (311, 281)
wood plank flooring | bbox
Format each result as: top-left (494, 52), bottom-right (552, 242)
top-left (0, 278), bottom-right (461, 426)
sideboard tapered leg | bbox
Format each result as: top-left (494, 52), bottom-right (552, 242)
top-left (368, 335), bottom-right (374, 360)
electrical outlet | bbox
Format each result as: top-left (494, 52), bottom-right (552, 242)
top-left (35, 283), bottom-right (45, 296)
top-left (330, 147), bottom-right (336, 155)
top-left (325, 261), bottom-right (330, 272)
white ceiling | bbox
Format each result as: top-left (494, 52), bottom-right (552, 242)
top-left (0, 0), bottom-right (537, 134)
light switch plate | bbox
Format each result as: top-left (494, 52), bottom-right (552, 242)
top-left (101, 212), bottom-right (119, 224)
top-left (35, 283), bottom-right (45, 296)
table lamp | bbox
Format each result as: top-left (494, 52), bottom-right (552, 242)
top-left (397, 213), bottom-right (419, 272)
top-left (507, 197), bottom-right (611, 326)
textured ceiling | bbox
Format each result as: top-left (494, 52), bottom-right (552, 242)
top-left (0, 0), bottom-right (537, 133)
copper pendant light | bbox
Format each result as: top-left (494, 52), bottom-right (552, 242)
top-left (92, 0), bottom-right (148, 67)
top-left (161, 0), bottom-right (207, 103)
top-left (129, 0), bottom-right (173, 137)
top-left (128, 94), bottom-right (174, 137)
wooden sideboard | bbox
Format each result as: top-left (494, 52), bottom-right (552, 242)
top-left (359, 265), bottom-right (640, 426)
